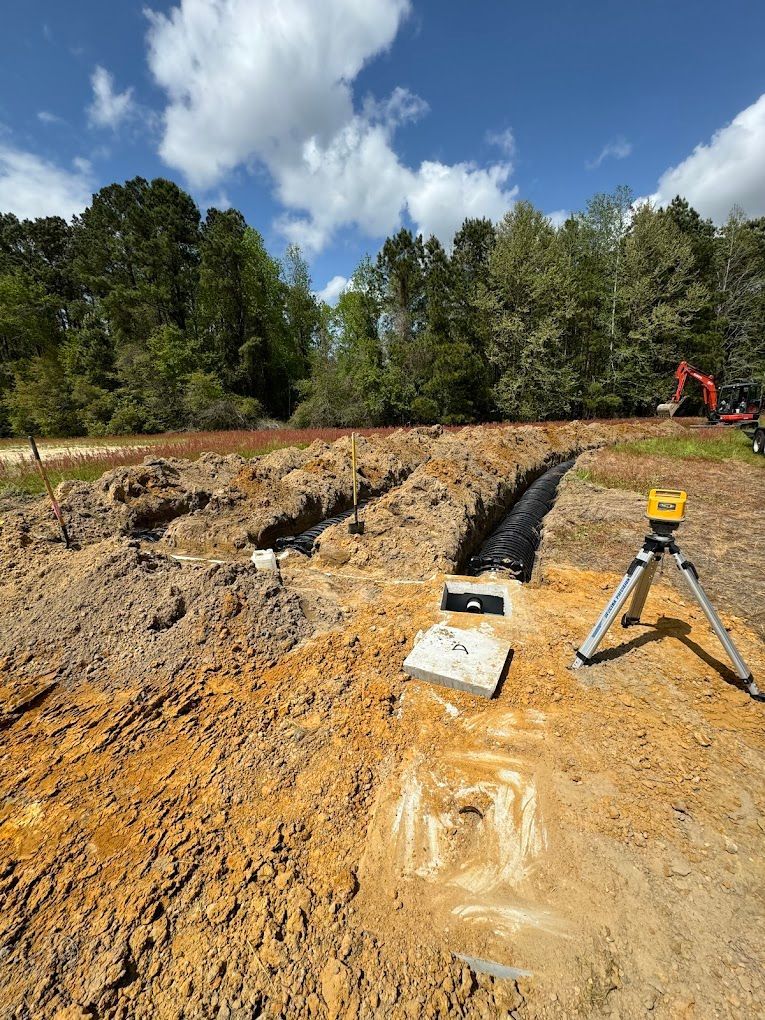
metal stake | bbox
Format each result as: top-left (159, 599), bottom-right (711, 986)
top-left (28, 435), bottom-right (71, 548)
top-left (348, 432), bottom-right (364, 534)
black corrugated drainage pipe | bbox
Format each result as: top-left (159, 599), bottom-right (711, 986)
top-left (274, 500), bottom-right (370, 557)
top-left (467, 460), bottom-right (574, 581)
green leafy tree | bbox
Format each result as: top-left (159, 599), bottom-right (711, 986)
top-left (198, 208), bottom-right (251, 386)
top-left (7, 354), bottom-right (82, 436)
top-left (620, 202), bottom-right (709, 410)
top-left (0, 271), bottom-right (58, 363)
top-left (579, 186), bottom-right (633, 384)
top-left (713, 208), bottom-right (764, 378)
top-left (416, 235), bottom-right (488, 423)
top-left (282, 243), bottom-right (320, 375)
top-left (376, 229), bottom-right (427, 420)
top-left (73, 177), bottom-right (200, 344)
top-left (0, 271), bottom-right (59, 433)
top-left (240, 227), bottom-right (292, 415)
top-left (183, 370), bottom-right (262, 430)
top-left (454, 215), bottom-right (497, 363)
top-left (198, 212), bottom-right (293, 415)
top-left (482, 202), bottom-right (576, 420)
top-left (293, 260), bottom-right (386, 427)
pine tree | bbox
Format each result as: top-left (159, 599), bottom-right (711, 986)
top-left (620, 203), bottom-right (708, 410)
top-left (482, 202), bottom-right (576, 420)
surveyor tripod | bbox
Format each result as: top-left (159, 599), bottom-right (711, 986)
top-left (571, 526), bottom-right (761, 700)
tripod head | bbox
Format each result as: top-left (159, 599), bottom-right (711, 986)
top-left (646, 488), bottom-right (686, 538)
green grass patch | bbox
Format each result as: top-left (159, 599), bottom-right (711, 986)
top-left (0, 465), bottom-right (111, 498)
top-left (616, 428), bottom-right (763, 466)
top-left (574, 427), bottom-right (763, 494)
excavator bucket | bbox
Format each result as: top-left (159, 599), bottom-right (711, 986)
top-left (657, 395), bottom-right (698, 418)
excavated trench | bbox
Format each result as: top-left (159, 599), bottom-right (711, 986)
top-left (464, 459), bottom-right (575, 581)
top-left (287, 456), bottom-right (574, 569)
top-left (275, 500), bottom-right (372, 556)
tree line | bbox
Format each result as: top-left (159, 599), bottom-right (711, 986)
top-left (1, 178), bottom-right (764, 436)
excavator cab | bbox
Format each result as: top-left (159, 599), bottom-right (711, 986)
top-left (711, 380), bottom-right (762, 424)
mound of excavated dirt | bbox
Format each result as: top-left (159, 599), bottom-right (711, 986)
top-left (162, 426), bottom-right (441, 557)
top-left (57, 453), bottom-right (248, 546)
top-left (0, 538), bottom-right (318, 700)
top-left (313, 420), bottom-right (667, 579)
top-left (15, 422), bottom-right (673, 561)
top-left (2, 559), bottom-right (764, 1018)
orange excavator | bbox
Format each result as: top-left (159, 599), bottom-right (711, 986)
top-left (657, 360), bottom-right (763, 426)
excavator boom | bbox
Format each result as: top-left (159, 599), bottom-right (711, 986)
top-left (657, 361), bottom-right (717, 417)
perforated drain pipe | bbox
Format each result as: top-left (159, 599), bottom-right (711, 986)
top-left (467, 460), bottom-right (574, 581)
top-left (274, 500), bottom-right (371, 557)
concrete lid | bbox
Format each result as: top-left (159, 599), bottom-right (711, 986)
top-left (403, 623), bottom-right (512, 699)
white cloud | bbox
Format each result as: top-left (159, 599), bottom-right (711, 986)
top-left (88, 65), bottom-right (135, 129)
top-left (145, 0), bottom-right (516, 252)
top-left (37, 110), bottom-right (65, 126)
top-left (316, 274), bottom-right (348, 304)
top-left (207, 191), bottom-right (232, 212)
top-left (546, 209), bottom-right (569, 228)
top-left (0, 144), bottom-right (93, 220)
top-left (652, 93), bottom-right (765, 223)
top-left (274, 114), bottom-right (418, 251)
top-left (486, 127), bottom-right (515, 159)
top-left (587, 136), bottom-right (632, 170)
top-left (406, 160), bottom-right (517, 244)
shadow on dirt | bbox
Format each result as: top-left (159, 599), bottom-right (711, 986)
top-left (586, 615), bottom-right (753, 694)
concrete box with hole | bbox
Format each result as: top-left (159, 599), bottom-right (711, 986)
top-left (403, 623), bottom-right (512, 698)
top-left (440, 579), bottom-right (511, 617)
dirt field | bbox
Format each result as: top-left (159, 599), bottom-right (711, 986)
top-left (1, 420), bottom-right (764, 1019)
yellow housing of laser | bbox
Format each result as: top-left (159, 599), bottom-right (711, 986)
top-left (646, 488), bottom-right (687, 524)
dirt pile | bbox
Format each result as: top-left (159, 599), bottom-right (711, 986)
top-left (29, 421), bottom-right (671, 560)
top-left (2, 557), bottom-right (764, 1018)
top-left (56, 453), bottom-right (247, 546)
top-left (162, 427), bottom-right (441, 557)
top-left (4, 419), bottom-right (762, 1019)
top-left (0, 578), bottom-right (522, 1019)
top-left (0, 538), bottom-right (318, 699)
top-left (313, 420), bottom-right (658, 579)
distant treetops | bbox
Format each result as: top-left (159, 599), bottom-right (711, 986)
top-left (1, 179), bottom-right (763, 436)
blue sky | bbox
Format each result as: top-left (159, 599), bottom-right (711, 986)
top-left (1, 0), bottom-right (765, 302)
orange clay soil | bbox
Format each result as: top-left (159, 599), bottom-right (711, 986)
top-left (2, 422), bottom-right (763, 1020)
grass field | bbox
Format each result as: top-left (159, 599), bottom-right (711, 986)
top-left (0, 426), bottom-right (398, 496)
top-left (617, 426), bottom-right (763, 464)
top-left (575, 426), bottom-right (763, 492)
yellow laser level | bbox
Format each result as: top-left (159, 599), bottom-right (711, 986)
top-left (572, 485), bottom-right (760, 700)
top-left (646, 488), bottom-right (686, 527)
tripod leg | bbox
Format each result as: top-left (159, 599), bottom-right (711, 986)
top-left (671, 549), bottom-right (761, 699)
top-left (621, 554), bottom-right (660, 627)
top-left (571, 550), bottom-right (654, 669)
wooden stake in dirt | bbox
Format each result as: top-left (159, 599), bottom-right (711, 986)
top-left (348, 432), bottom-right (365, 535)
top-left (28, 435), bottom-right (71, 548)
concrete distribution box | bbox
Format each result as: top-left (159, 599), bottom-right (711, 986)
top-left (403, 623), bottom-right (512, 699)
top-left (440, 579), bottom-right (510, 617)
